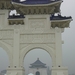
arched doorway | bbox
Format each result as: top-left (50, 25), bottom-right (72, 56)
top-left (23, 48), bottom-right (52, 75)
top-left (36, 71), bottom-right (40, 75)
top-left (20, 44), bottom-right (56, 68)
top-left (0, 41), bottom-right (13, 69)
top-left (0, 47), bottom-right (9, 73)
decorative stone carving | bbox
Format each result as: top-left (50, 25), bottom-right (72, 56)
top-left (13, 2), bottom-right (61, 15)
top-left (28, 18), bottom-right (46, 29)
top-left (15, 6), bottom-right (55, 15)
top-left (20, 44), bottom-right (29, 50)
top-left (0, 30), bottom-right (13, 39)
top-left (0, 1), bottom-right (14, 9)
top-left (8, 15), bottom-right (25, 25)
top-left (20, 34), bottom-right (55, 44)
top-left (2, 40), bottom-right (13, 46)
top-left (8, 20), bottom-right (24, 25)
top-left (0, 30), bottom-right (13, 46)
top-left (51, 21), bottom-right (71, 28)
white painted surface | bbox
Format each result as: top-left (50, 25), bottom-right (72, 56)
top-left (0, 10), bottom-right (70, 75)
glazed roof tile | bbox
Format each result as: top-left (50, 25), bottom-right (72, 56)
top-left (50, 14), bottom-right (72, 20)
top-left (29, 58), bottom-right (47, 68)
top-left (30, 58), bottom-right (46, 66)
top-left (12, 0), bottom-right (60, 4)
top-left (8, 14), bottom-right (25, 19)
top-left (8, 14), bottom-right (72, 20)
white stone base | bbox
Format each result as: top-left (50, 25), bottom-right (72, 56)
top-left (51, 67), bottom-right (68, 75)
top-left (6, 68), bottom-right (25, 75)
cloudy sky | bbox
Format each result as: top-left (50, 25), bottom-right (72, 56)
top-left (0, 0), bottom-right (75, 75)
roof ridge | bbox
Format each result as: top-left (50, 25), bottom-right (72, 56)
top-left (30, 58), bottom-right (46, 66)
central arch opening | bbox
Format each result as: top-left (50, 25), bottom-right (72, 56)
top-left (23, 48), bottom-right (52, 75)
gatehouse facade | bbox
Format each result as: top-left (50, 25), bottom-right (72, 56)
top-left (29, 58), bottom-right (47, 75)
top-left (0, 0), bottom-right (72, 75)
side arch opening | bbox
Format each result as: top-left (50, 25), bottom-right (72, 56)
top-left (0, 41), bottom-right (12, 68)
top-left (0, 47), bottom-right (9, 74)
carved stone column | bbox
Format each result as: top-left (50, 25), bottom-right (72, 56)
top-left (51, 67), bottom-right (68, 75)
top-left (55, 27), bottom-right (62, 67)
top-left (6, 29), bottom-right (25, 75)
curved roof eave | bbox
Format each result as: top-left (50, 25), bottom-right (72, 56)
top-left (51, 19), bottom-right (72, 22)
top-left (30, 58), bottom-right (46, 66)
top-left (0, 0), bottom-right (11, 1)
top-left (12, 0), bottom-right (62, 6)
top-left (30, 62), bottom-right (46, 65)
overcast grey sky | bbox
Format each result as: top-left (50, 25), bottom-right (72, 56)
top-left (0, 0), bottom-right (75, 74)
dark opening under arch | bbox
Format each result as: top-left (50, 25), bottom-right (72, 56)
top-left (36, 71), bottom-right (40, 75)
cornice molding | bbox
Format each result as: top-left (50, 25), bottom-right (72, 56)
top-left (8, 19), bottom-right (24, 25)
top-left (12, 1), bottom-right (62, 15)
top-left (0, 0), bottom-right (14, 10)
top-left (51, 19), bottom-right (72, 28)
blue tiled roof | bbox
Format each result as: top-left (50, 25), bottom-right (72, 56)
top-left (8, 14), bottom-right (25, 19)
top-left (29, 58), bottom-right (47, 68)
top-left (30, 58), bottom-right (46, 66)
top-left (8, 14), bottom-right (72, 21)
top-left (50, 14), bottom-right (72, 20)
top-left (12, 0), bottom-right (60, 5)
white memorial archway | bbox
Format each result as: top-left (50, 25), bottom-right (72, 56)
top-left (20, 44), bottom-right (56, 67)
top-left (0, 0), bottom-right (72, 75)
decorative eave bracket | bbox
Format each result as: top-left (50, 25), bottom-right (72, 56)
top-left (11, 0), bottom-right (62, 15)
top-left (8, 18), bottom-right (25, 25)
top-left (51, 19), bottom-right (72, 28)
top-left (0, 0), bottom-right (14, 10)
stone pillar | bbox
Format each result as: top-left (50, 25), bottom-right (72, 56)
top-left (7, 29), bottom-right (25, 75)
top-left (0, 10), bottom-right (9, 29)
top-left (7, 68), bottom-right (25, 75)
top-left (0, 10), bottom-right (13, 67)
top-left (51, 67), bottom-right (68, 75)
top-left (51, 28), bottom-right (68, 75)
top-left (55, 27), bottom-right (62, 67)
top-left (13, 29), bottom-right (20, 67)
